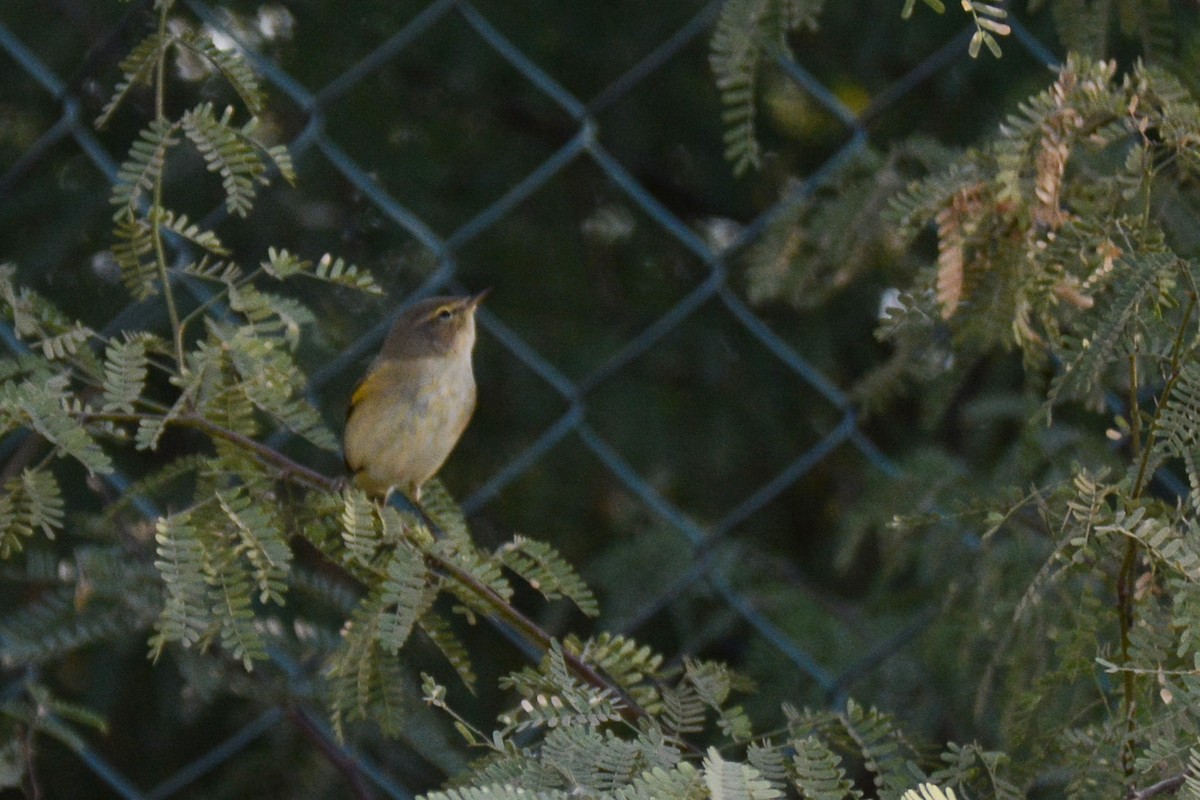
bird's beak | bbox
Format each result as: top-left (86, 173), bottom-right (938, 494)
top-left (467, 288), bottom-right (491, 310)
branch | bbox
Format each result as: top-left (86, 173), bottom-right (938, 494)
top-left (1128, 772), bottom-right (1189, 800)
top-left (83, 409), bottom-right (665, 735)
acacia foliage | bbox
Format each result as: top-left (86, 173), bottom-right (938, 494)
top-left (4, 0), bottom-right (1200, 798)
top-left (726, 13), bottom-right (1200, 800)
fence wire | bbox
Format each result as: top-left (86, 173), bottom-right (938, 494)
top-left (0, 2), bottom-right (1059, 797)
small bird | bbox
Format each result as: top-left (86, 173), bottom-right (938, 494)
top-left (343, 290), bottom-right (488, 501)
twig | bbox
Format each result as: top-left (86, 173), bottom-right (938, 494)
top-left (1128, 772), bottom-right (1189, 800)
top-left (172, 414), bottom-right (658, 723)
top-left (22, 723), bottom-right (41, 800)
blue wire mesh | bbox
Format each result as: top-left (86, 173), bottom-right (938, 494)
top-left (0, 2), bottom-right (1064, 796)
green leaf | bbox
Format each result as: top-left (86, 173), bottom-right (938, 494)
top-left (160, 210), bottom-right (229, 255)
top-left (175, 30), bottom-right (266, 115)
top-left (207, 543), bottom-right (267, 670)
top-left (1048, 252), bottom-right (1176, 411)
top-left (135, 348), bottom-right (209, 451)
top-left (704, 747), bottom-right (782, 800)
top-left (217, 487), bottom-right (291, 605)
top-left (497, 535), bottom-right (598, 617)
top-left (218, 328), bottom-right (337, 450)
top-left (422, 786), bottom-right (571, 800)
top-left (96, 31), bottom-right (167, 129)
top-left (0, 468), bottom-right (64, 557)
top-left (100, 336), bottom-right (149, 413)
top-left (17, 468), bottom-right (64, 540)
top-left (261, 248), bottom-right (383, 295)
top-left (341, 486), bottom-right (380, 567)
top-left (35, 322), bottom-right (92, 361)
top-left (110, 119), bottom-right (179, 216)
top-left (3, 378), bottom-right (112, 475)
top-left (791, 736), bottom-right (860, 800)
top-left (227, 284), bottom-right (315, 349)
top-left (376, 542), bottom-right (433, 654)
top-left (151, 511), bottom-right (209, 657)
top-left (326, 597), bottom-right (386, 739)
top-left (111, 210), bottom-right (159, 300)
top-left (838, 700), bottom-right (921, 800)
top-left (311, 253), bottom-right (383, 295)
top-left (419, 478), bottom-right (473, 545)
top-left (181, 103), bottom-right (269, 217)
top-left (661, 683), bottom-right (706, 738)
top-left (419, 612), bottom-right (477, 691)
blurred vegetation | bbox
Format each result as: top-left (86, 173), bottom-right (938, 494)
top-left (2, 0), bottom-right (1200, 798)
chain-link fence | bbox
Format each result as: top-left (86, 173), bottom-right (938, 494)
top-left (0, 1), bottom-right (1062, 797)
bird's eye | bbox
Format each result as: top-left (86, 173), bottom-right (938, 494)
top-left (436, 307), bottom-right (454, 321)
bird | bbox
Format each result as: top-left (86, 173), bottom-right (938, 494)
top-left (343, 290), bottom-right (488, 501)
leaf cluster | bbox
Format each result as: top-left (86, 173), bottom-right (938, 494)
top-left (421, 648), bottom-right (1019, 800)
top-left (709, 0), bottom-right (826, 175)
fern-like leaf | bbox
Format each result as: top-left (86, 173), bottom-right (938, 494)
top-left (661, 683), bottom-right (707, 738)
top-left (175, 30), bottom-right (266, 115)
top-left (746, 742), bottom-right (789, 796)
top-left (100, 336), bottom-right (149, 413)
top-left (2, 378), bottom-right (112, 475)
top-left (1048, 252), bottom-right (1176, 410)
top-left (327, 618), bottom-right (377, 739)
top-left (709, 0), bottom-right (823, 175)
top-left (220, 328), bottom-right (337, 450)
top-left (110, 119), bottom-right (179, 215)
top-left (838, 700), bottom-right (921, 800)
top-left (260, 248), bottom-right (384, 294)
top-left (327, 592), bottom-right (410, 738)
top-left (312, 253), bottom-right (382, 294)
top-left (181, 103), bottom-right (268, 217)
top-left (96, 31), bottom-right (168, 128)
top-left (160, 209), bottom-right (229, 255)
top-left (136, 339), bottom-right (225, 451)
top-left (217, 488), bottom-right (291, 605)
top-left (419, 611), bottom-right (477, 691)
top-left (929, 743), bottom-right (1020, 800)
top-left (710, 0), bottom-right (768, 176)
top-left (437, 536), bottom-right (515, 620)
top-left (502, 642), bottom-right (624, 733)
top-left (237, 286), bottom-right (315, 346)
top-left (497, 535), bottom-right (598, 617)
top-left (1152, 359), bottom-right (1200, 515)
top-left (16, 468), bottom-right (64, 540)
top-left (111, 210), bottom-right (159, 300)
top-left (341, 486), bottom-right (380, 567)
top-left (567, 632), bottom-right (664, 712)
top-left (419, 478), bottom-right (473, 545)
top-left (685, 658), bottom-right (753, 742)
top-left (183, 257), bottom-right (243, 284)
top-left (791, 736), bottom-right (860, 800)
top-left (376, 542), bottom-right (434, 654)
top-left (0, 468), bottom-right (65, 556)
top-left (614, 763), bottom-right (703, 800)
top-left (34, 322), bottom-right (92, 361)
top-left (704, 747), bottom-right (783, 800)
top-left (422, 786), bottom-right (571, 800)
top-left (227, 283), bottom-right (315, 350)
top-left (207, 542), bottom-right (267, 670)
top-left (150, 511), bottom-right (210, 656)
top-left (1097, 507), bottom-right (1200, 582)
top-left (0, 584), bottom-right (150, 666)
